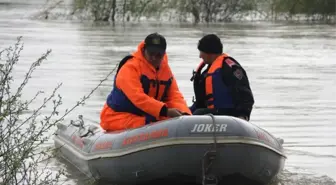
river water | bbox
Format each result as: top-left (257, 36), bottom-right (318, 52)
top-left (1, 1), bottom-right (335, 185)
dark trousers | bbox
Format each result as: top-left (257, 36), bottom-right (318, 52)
top-left (193, 108), bottom-right (234, 116)
top-left (193, 108), bottom-right (250, 121)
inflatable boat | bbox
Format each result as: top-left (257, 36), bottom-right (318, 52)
top-left (54, 115), bottom-right (286, 185)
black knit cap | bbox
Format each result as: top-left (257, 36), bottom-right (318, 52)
top-left (144, 32), bottom-right (167, 55)
top-left (197, 34), bottom-right (223, 54)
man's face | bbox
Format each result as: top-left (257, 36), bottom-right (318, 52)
top-left (199, 51), bottom-right (211, 64)
top-left (144, 49), bottom-right (164, 68)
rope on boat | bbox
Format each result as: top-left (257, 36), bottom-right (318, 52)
top-left (201, 114), bottom-right (218, 185)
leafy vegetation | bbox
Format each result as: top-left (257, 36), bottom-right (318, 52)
top-left (70, 0), bottom-right (335, 23)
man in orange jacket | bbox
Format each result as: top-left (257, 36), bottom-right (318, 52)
top-left (100, 33), bottom-right (191, 131)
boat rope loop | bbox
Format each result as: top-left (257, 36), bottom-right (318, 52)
top-left (201, 114), bottom-right (218, 185)
top-left (70, 115), bottom-right (94, 138)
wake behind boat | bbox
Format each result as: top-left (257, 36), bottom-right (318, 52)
top-left (54, 115), bottom-right (286, 185)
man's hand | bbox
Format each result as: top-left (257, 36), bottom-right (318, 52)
top-left (167, 108), bottom-right (183, 118)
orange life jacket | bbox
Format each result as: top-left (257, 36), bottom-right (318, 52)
top-left (107, 55), bottom-right (173, 123)
top-left (100, 41), bottom-right (191, 131)
top-left (193, 53), bottom-right (236, 109)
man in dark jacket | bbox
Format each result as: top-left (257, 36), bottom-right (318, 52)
top-left (189, 34), bottom-right (254, 121)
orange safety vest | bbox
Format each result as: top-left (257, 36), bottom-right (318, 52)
top-left (107, 55), bottom-right (173, 123)
top-left (194, 53), bottom-right (235, 109)
top-left (100, 41), bottom-right (191, 131)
